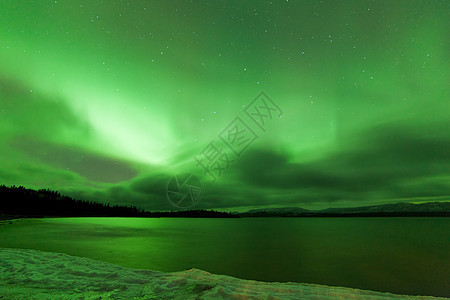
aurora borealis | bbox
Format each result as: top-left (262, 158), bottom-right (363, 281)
top-left (0, 0), bottom-right (448, 211)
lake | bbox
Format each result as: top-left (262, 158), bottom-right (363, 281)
top-left (0, 217), bottom-right (448, 297)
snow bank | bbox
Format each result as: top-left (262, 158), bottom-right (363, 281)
top-left (0, 248), bottom-right (444, 299)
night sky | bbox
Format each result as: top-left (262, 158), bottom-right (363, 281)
top-left (0, 1), bottom-right (448, 211)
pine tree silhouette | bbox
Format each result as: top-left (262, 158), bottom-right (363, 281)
top-left (0, 185), bottom-right (239, 218)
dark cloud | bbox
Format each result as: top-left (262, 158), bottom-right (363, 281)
top-left (0, 77), bottom-right (90, 140)
top-left (61, 183), bottom-right (165, 211)
top-left (10, 137), bottom-right (138, 183)
top-left (130, 173), bottom-right (171, 195)
top-left (234, 123), bottom-right (450, 205)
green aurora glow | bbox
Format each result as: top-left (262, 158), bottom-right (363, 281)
top-left (0, 0), bottom-right (449, 211)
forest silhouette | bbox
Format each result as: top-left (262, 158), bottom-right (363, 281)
top-left (0, 185), bottom-right (238, 219)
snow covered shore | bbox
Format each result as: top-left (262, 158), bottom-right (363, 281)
top-left (0, 248), bottom-right (445, 299)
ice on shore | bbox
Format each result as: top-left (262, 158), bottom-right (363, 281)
top-left (0, 248), bottom-right (444, 299)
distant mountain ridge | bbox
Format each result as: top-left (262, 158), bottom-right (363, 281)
top-left (318, 202), bottom-right (450, 214)
top-left (239, 202), bottom-right (450, 217)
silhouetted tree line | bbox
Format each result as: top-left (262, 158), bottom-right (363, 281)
top-left (0, 185), bottom-right (238, 218)
top-left (0, 185), bottom-right (141, 217)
